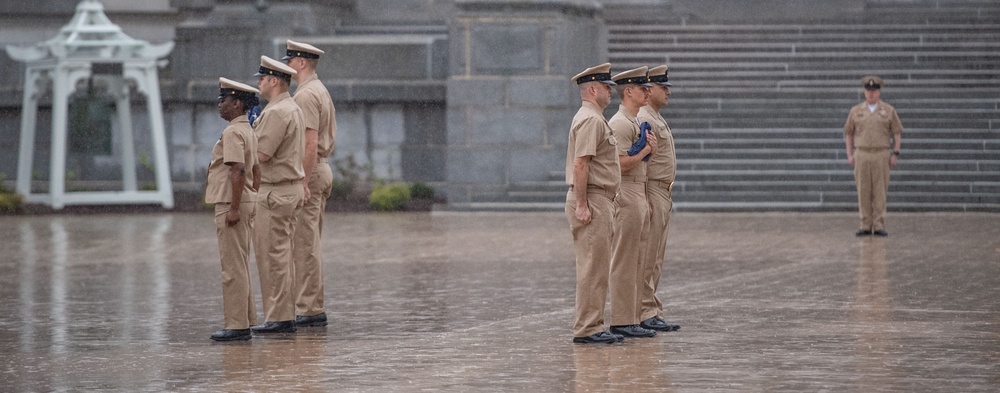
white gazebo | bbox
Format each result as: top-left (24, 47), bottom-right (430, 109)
top-left (6, 0), bottom-right (174, 209)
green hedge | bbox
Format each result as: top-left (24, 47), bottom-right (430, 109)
top-left (0, 192), bottom-right (24, 213)
top-left (410, 182), bottom-right (435, 200)
top-left (369, 182), bottom-right (411, 211)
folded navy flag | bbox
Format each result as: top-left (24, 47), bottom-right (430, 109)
top-left (627, 121), bottom-right (651, 161)
top-left (248, 105), bottom-right (262, 126)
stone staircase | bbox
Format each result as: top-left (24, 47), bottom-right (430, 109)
top-left (489, 0), bottom-right (1000, 212)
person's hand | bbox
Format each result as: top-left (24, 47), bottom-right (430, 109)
top-left (647, 133), bottom-right (658, 155)
top-left (847, 155), bottom-right (855, 168)
top-left (889, 155), bottom-right (898, 168)
top-left (575, 203), bottom-right (592, 224)
top-left (225, 208), bottom-right (240, 227)
top-left (303, 184), bottom-right (311, 201)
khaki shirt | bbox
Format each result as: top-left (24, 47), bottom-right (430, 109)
top-left (205, 115), bottom-right (258, 203)
top-left (844, 100), bottom-right (903, 149)
top-left (254, 92), bottom-right (305, 183)
top-left (292, 74), bottom-right (337, 158)
top-left (565, 101), bottom-right (621, 190)
top-left (609, 104), bottom-right (647, 180)
top-left (638, 105), bottom-right (676, 182)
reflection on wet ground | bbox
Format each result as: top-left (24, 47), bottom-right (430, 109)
top-left (0, 212), bottom-right (997, 392)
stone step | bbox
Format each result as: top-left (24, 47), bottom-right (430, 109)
top-left (496, 189), bottom-right (1000, 206)
top-left (664, 107), bottom-right (999, 117)
top-left (677, 159), bottom-right (999, 172)
top-left (672, 149), bottom-right (998, 161)
top-left (608, 24), bottom-right (1000, 35)
top-left (446, 201), bottom-right (1000, 213)
top-left (609, 41), bottom-right (1000, 53)
top-left (654, 89), bottom-right (1000, 100)
top-left (666, 99), bottom-right (1000, 111)
top-left (674, 139), bottom-right (996, 151)
top-left (609, 32), bottom-right (1000, 45)
top-left (656, 69), bottom-right (1000, 82)
top-left (673, 191), bottom-right (1000, 204)
top-left (665, 118), bottom-right (996, 129)
top-left (668, 128), bottom-right (1000, 139)
top-left (674, 170), bottom-right (997, 183)
top-left (670, 202), bottom-right (1000, 213)
top-left (679, 181), bottom-right (996, 193)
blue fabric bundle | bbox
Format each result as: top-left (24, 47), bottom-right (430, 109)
top-left (247, 105), bottom-right (262, 126)
top-left (627, 121), bottom-right (651, 161)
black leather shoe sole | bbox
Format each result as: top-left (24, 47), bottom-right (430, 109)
top-left (211, 329), bottom-right (252, 341)
top-left (873, 230), bottom-right (888, 237)
top-left (295, 313), bottom-right (328, 327)
top-left (572, 332), bottom-right (619, 344)
top-left (855, 230), bottom-right (872, 236)
top-left (640, 318), bottom-right (672, 332)
top-left (610, 325), bottom-right (657, 338)
top-left (251, 321), bottom-right (296, 334)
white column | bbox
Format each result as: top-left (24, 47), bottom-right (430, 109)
top-left (16, 67), bottom-right (42, 197)
top-left (49, 68), bottom-right (70, 209)
top-left (138, 66), bottom-right (174, 208)
top-left (113, 78), bottom-right (138, 192)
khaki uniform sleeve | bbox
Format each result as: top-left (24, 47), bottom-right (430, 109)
top-left (222, 128), bottom-right (246, 165)
top-left (843, 106), bottom-right (857, 136)
top-left (293, 88), bottom-right (321, 131)
top-left (254, 110), bottom-right (283, 157)
top-left (609, 119), bottom-right (633, 156)
top-left (573, 117), bottom-right (601, 158)
top-left (889, 108), bottom-right (903, 135)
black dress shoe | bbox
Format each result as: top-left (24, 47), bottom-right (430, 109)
top-left (855, 229), bottom-right (872, 236)
top-left (640, 317), bottom-right (672, 331)
top-left (610, 324), bottom-right (657, 338)
top-left (573, 331), bottom-right (620, 344)
top-left (641, 317), bottom-right (680, 332)
top-left (295, 312), bottom-right (328, 327)
top-left (611, 332), bottom-right (625, 342)
top-left (210, 329), bottom-right (251, 341)
top-left (655, 316), bottom-right (681, 331)
top-left (250, 320), bottom-right (296, 334)
top-left (873, 230), bottom-right (888, 237)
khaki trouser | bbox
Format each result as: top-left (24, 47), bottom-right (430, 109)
top-left (254, 181), bottom-right (304, 323)
top-left (854, 149), bottom-right (891, 231)
top-left (609, 180), bottom-right (649, 326)
top-left (566, 188), bottom-right (617, 338)
top-left (293, 161), bottom-right (334, 317)
top-left (641, 180), bottom-right (672, 321)
top-left (215, 202), bottom-right (258, 330)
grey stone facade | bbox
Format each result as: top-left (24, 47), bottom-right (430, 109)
top-left (2, 0), bottom-right (998, 211)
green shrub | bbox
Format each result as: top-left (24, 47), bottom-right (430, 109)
top-left (330, 179), bottom-right (354, 201)
top-left (368, 182), bottom-right (411, 211)
top-left (410, 182), bottom-right (435, 200)
top-left (0, 192), bottom-right (24, 213)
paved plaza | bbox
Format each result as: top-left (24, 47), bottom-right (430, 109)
top-left (0, 211), bottom-right (997, 392)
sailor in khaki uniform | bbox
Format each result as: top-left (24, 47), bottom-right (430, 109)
top-left (207, 78), bottom-right (261, 341)
top-left (250, 56), bottom-right (306, 334)
top-left (636, 65), bottom-right (681, 332)
top-left (608, 66), bottom-right (658, 339)
top-left (283, 40), bottom-right (336, 327)
top-left (844, 76), bottom-right (902, 237)
top-left (566, 63), bottom-right (623, 344)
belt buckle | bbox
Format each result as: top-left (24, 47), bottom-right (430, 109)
top-left (667, 182), bottom-right (674, 192)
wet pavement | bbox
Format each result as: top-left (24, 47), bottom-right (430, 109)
top-left (0, 211), bottom-right (998, 392)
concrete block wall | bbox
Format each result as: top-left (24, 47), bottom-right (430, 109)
top-left (443, 0), bottom-right (604, 206)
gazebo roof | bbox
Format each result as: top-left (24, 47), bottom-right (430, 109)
top-left (5, 0), bottom-right (173, 63)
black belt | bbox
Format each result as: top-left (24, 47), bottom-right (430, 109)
top-left (261, 179), bottom-right (301, 187)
